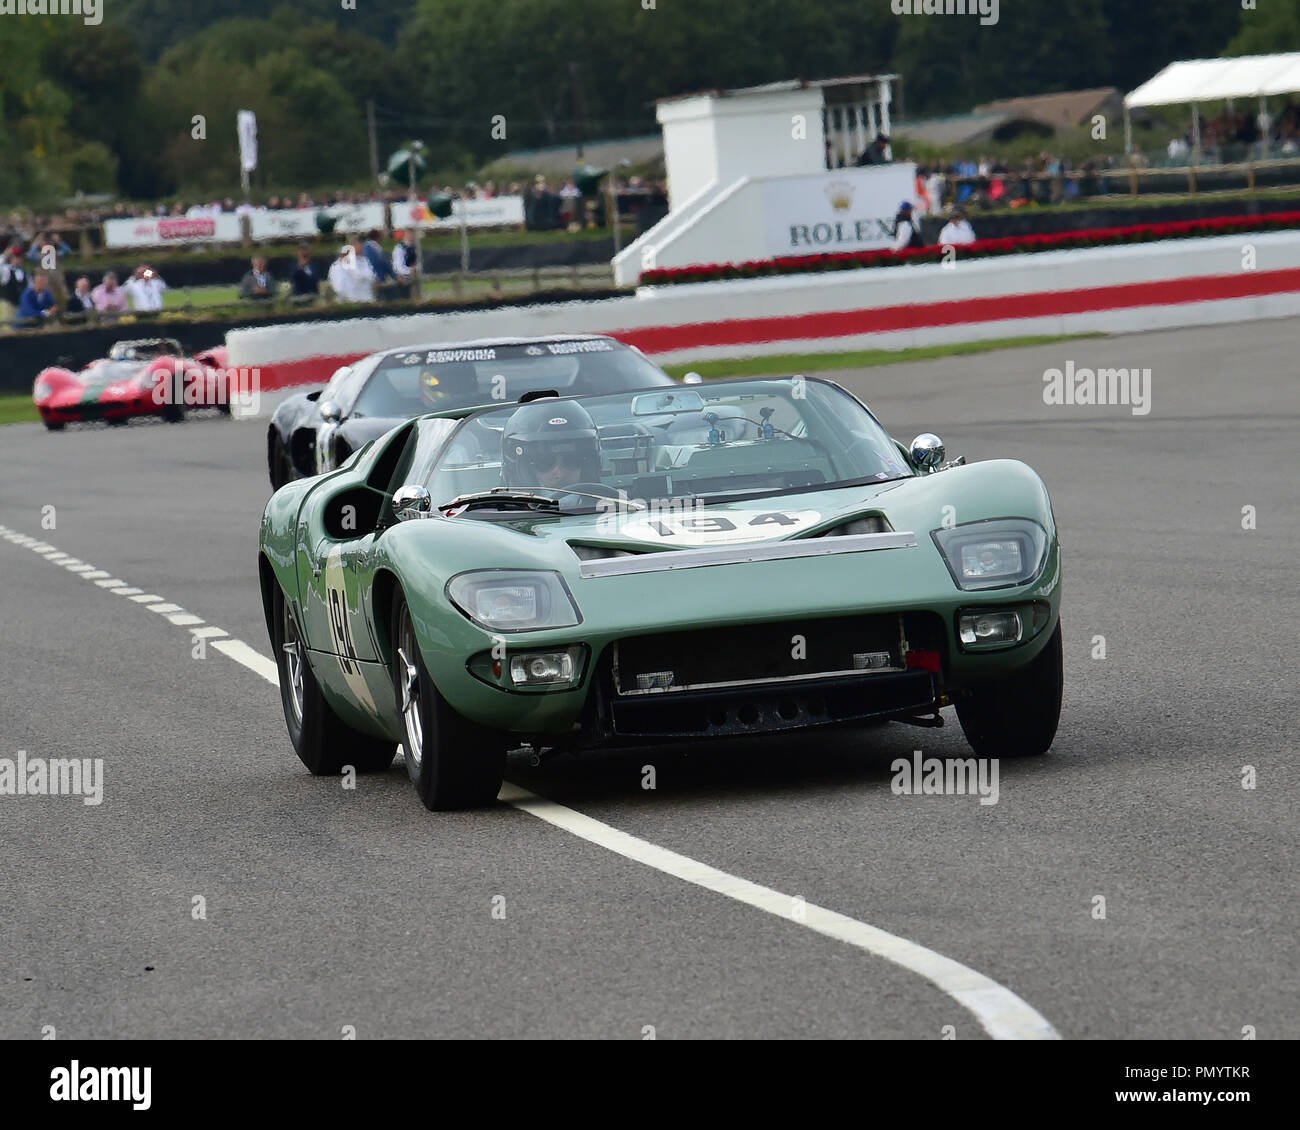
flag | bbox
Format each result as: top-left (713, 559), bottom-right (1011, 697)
top-left (237, 111), bottom-right (258, 173)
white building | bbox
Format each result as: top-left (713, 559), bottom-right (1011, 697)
top-left (614, 76), bottom-right (916, 287)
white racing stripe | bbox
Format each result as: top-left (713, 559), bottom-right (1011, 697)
top-left (0, 522), bottom-right (1062, 1040)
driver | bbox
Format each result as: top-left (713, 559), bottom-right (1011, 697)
top-left (501, 400), bottom-right (602, 490)
top-left (420, 361), bottom-right (480, 407)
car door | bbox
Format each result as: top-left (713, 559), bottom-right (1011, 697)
top-left (298, 419), bottom-right (428, 668)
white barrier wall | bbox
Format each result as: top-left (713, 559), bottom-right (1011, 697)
top-left (229, 231), bottom-right (1300, 371)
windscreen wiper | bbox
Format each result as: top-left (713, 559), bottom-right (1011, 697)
top-left (438, 488), bottom-right (645, 513)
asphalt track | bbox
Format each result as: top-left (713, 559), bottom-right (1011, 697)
top-left (1, 320), bottom-right (1296, 1040)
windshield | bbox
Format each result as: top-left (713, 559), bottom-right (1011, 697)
top-left (426, 377), bottom-right (911, 511)
top-left (350, 339), bottom-right (670, 419)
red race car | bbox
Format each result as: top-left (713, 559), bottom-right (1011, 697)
top-left (33, 339), bottom-right (232, 431)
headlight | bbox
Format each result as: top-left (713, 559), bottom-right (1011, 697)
top-left (446, 570), bottom-right (581, 632)
top-left (931, 519), bottom-right (1048, 591)
top-left (34, 380), bottom-right (52, 401)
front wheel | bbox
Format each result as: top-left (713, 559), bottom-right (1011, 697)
top-left (955, 621), bottom-right (1063, 758)
top-left (392, 591), bottom-right (506, 811)
top-left (272, 585), bottom-right (394, 775)
top-left (43, 420), bottom-right (66, 432)
top-left (269, 432), bottom-right (295, 490)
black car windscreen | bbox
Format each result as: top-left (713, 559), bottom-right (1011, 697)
top-left (349, 341), bottom-right (671, 418)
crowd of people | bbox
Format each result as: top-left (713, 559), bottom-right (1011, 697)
top-left (1167, 103), bottom-right (1300, 163)
top-left (1, 242), bottom-right (170, 328)
top-left (0, 226), bottom-right (436, 327)
top-left (1, 173), bottom-right (669, 249)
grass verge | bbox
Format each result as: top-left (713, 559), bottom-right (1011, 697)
top-left (0, 394), bottom-right (39, 426)
top-left (660, 333), bottom-right (1103, 381)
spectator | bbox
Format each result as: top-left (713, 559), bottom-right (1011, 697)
top-left (559, 179), bottom-right (582, 228)
top-left (891, 201), bottom-right (923, 252)
top-left (327, 242), bottom-right (375, 304)
top-left (15, 272), bottom-right (59, 326)
top-left (0, 245), bottom-right (28, 321)
top-left (855, 133), bottom-right (891, 167)
top-left (938, 210), bottom-right (976, 246)
top-left (124, 265), bottom-right (167, 311)
top-left (66, 276), bottom-right (96, 317)
top-left (362, 230), bottom-right (395, 282)
top-left (290, 244), bottom-right (320, 301)
top-left (27, 230), bottom-right (71, 265)
top-left (926, 167), bottom-right (946, 214)
top-left (391, 230), bottom-right (417, 282)
top-left (91, 270), bottom-right (129, 314)
top-left (914, 168), bottom-right (932, 216)
top-left (239, 255), bottom-right (276, 301)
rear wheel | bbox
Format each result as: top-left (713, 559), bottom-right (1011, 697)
top-left (955, 621), bottom-right (1063, 758)
top-left (392, 591), bottom-right (507, 811)
top-left (272, 585), bottom-right (394, 775)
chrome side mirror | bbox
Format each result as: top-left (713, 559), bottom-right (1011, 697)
top-left (909, 433), bottom-right (945, 473)
top-left (318, 399), bottom-right (342, 423)
top-left (682, 371), bottom-right (703, 385)
top-left (392, 484), bottom-right (431, 521)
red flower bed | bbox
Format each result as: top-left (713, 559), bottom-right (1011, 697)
top-left (639, 211), bottom-right (1300, 286)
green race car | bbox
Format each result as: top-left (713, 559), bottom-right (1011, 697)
top-left (258, 376), bottom-right (1062, 810)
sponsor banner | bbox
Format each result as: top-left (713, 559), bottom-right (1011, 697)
top-left (763, 164), bottom-right (917, 257)
top-left (248, 210), bottom-right (319, 241)
top-left (103, 215), bottom-right (244, 248)
top-left (392, 196), bottom-right (525, 231)
top-left (103, 205), bottom-right (390, 248)
top-left (318, 201), bottom-right (388, 234)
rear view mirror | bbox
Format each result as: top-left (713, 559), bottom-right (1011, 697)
top-left (392, 484), bottom-right (432, 521)
top-left (631, 389), bottom-right (705, 416)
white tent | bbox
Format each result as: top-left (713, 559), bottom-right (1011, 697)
top-left (1124, 53), bottom-right (1300, 156)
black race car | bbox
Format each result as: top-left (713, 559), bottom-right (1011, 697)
top-left (266, 334), bottom-right (677, 489)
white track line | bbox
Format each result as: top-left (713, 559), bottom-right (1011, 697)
top-left (211, 638), bottom-right (279, 684)
top-left (0, 523), bottom-right (1061, 1040)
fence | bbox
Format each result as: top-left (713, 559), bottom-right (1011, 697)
top-left (946, 155), bottom-right (1300, 208)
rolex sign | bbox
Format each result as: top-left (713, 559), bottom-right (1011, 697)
top-left (763, 164), bottom-right (917, 257)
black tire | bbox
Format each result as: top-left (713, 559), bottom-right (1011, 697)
top-left (955, 620), bottom-right (1063, 758)
top-left (43, 420), bottom-right (65, 432)
top-left (269, 432), bottom-right (295, 490)
top-left (271, 585), bottom-right (395, 776)
top-left (391, 590), bottom-right (506, 811)
top-left (106, 416), bottom-right (128, 426)
top-left (161, 399), bottom-right (185, 424)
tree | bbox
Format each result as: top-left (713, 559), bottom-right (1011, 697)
top-left (1223, 0), bottom-right (1300, 55)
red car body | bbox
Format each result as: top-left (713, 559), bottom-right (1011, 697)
top-left (33, 339), bottom-right (231, 431)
